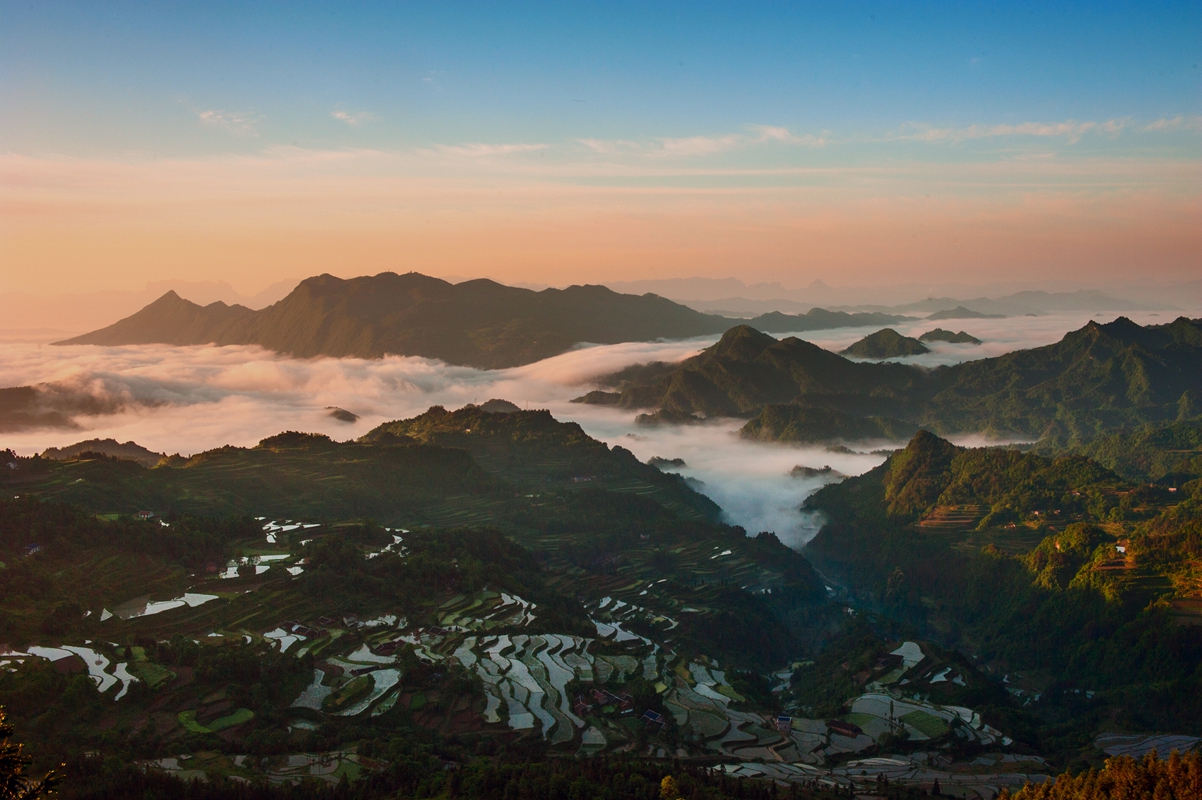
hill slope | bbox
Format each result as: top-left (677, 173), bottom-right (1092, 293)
top-left (580, 317), bottom-right (1202, 442)
top-left (841, 328), bottom-right (929, 359)
top-left (802, 430), bottom-right (1202, 734)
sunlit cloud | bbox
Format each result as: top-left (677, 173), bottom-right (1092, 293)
top-left (1143, 115), bottom-right (1202, 133)
top-left (582, 125), bottom-right (827, 158)
top-left (197, 109), bottom-right (262, 135)
top-left (578, 138), bottom-right (641, 155)
top-left (900, 118), bottom-right (1127, 144)
top-left (747, 125), bottom-right (827, 146)
top-left (654, 133), bottom-right (744, 156)
top-left (430, 142), bottom-right (550, 157)
top-left (331, 109), bottom-right (377, 126)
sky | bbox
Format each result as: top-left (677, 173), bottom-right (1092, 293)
top-left (2, 1), bottom-right (1200, 296)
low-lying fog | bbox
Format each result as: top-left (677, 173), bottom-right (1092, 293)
top-left (1, 309), bottom-right (1190, 547)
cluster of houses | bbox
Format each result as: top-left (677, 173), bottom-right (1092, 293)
top-left (641, 710), bottom-right (667, 729)
top-left (573, 688), bottom-right (635, 720)
top-left (279, 620), bottom-right (324, 640)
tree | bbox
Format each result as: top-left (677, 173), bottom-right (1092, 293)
top-left (0, 707), bottom-right (58, 799)
top-left (660, 775), bottom-right (681, 800)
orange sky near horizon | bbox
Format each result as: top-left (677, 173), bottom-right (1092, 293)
top-left (3, 146), bottom-right (1200, 295)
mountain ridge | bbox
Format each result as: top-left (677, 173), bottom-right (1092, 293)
top-left (56, 272), bottom-right (913, 369)
top-left (581, 316), bottom-right (1202, 443)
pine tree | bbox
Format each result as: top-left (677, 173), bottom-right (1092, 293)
top-left (0, 708), bottom-right (58, 800)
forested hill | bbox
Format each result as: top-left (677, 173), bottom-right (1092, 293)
top-left (803, 429), bottom-right (1202, 733)
top-left (54, 272), bottom-right (909, 369)
top-left (582, 317), bottom-right (1202, 443)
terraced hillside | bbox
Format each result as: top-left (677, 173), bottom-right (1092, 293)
top-left (804, 429), bottom-right (1202, 735)
top-left (362, 404), bottom-right (720, 521)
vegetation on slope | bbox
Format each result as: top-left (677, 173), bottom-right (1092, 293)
top-left (582, 317), bottom-right (1202, 444)
top-left (1035, 416), bottom-right (1202, 484)
top-left (1003, 750), bottom-right (1202, 800)
top-left (804, 430), bottom-right (1202, 737)
top-left (919, 328), bottom-right (982, 344)
top-left (840, 328), bottom-right (929, 359)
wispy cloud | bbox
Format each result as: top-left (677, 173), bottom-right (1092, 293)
top-left (900, 119), bottom-right (1126, 144)
top-left (331, 110), bottom-right (377, 126)
top-left (431, 142), bottom-right (549, 157)
top-left (1143, 115), bottom-right (1202, 133)
top-left (197, 109), bottom-right (261, 136)
top-left (578, 138), bottom-right (641, 155)
top-left (655, 133), bottom-right (744, 156)
top-left (581, 125), bottom-right (826, 158)
top-left (747, 125), bottom-right (827, 147)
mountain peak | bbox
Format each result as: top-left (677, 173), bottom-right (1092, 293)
top-left (841, 328), bottom-right (929, 359)
top-left (883, 430), bottom-right (961, 517)
top-left (55, 271), bottom-right (731, 367)
top-left (710, 325), bottom-right (778, 360)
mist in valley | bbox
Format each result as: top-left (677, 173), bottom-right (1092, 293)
top-left (5, 307), bottom-right (1193, 548)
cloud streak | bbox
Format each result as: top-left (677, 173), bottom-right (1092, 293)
top-left (331, 110), bottom-right (377, 126)
top-left (580, 125), bottom-right (827, 158)
top-left (1143, 115), bottom-right (1202, 133)
top-left (430, 142), bottom-right (550, 157)
top-left (197, 109), bottom-right (262, 135)
top-left (900, 119), bottom-right (1128, 144)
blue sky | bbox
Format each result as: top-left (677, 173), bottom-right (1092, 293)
top-left (4, 1), bottom-right (1198, 155)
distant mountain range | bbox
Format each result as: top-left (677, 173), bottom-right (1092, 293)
top-left (41, 438), bottom-right (166, 468)
top-left (645, 284), bottom-right (1182, 318)
top-left (925, 305), bottom-right (1003, 321)
top-left (55, 272), bottom-right (911, 369)
top-left (578, 317), bottom-right (1202, 443)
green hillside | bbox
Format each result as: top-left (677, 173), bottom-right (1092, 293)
top-left (581, 317), bottom-right (1202, 444)
top-left (803, 430), bottom-right (1202, 737)
top-left (840, 328), bottom-right (929, 359)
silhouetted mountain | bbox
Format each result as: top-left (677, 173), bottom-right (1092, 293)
top-left (57, 291), bottom-right (256, 346)
top-left (919, 328), bottom-right (981, 344)
top-left (56, 272), bottom-right (919, 369)
top-left (740, 309), bottom-right (912, 333)
top-left (59, 273), bottom-right (723, 368)
top-left (927, 305), bottom-right (1003, 320)
top-left (41, 438), bottom-right (165, 468)
top-left (841, 328), bottom-right (929, 359)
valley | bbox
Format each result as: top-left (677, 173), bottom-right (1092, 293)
top-left (2, 309), bottom-right (1201, 799)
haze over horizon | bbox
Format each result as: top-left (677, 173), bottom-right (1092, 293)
top-left (3, 1), bottom-right (1200, 296)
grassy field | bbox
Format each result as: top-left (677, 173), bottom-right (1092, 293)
top-left (901, 709), bottom-right (951, 738)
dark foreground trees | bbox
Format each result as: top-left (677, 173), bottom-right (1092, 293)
top-left (0, 707), bottom-right (57, 800)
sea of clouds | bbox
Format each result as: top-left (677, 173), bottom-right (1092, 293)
top-left (1, 308), bottom-right (1192, 547)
